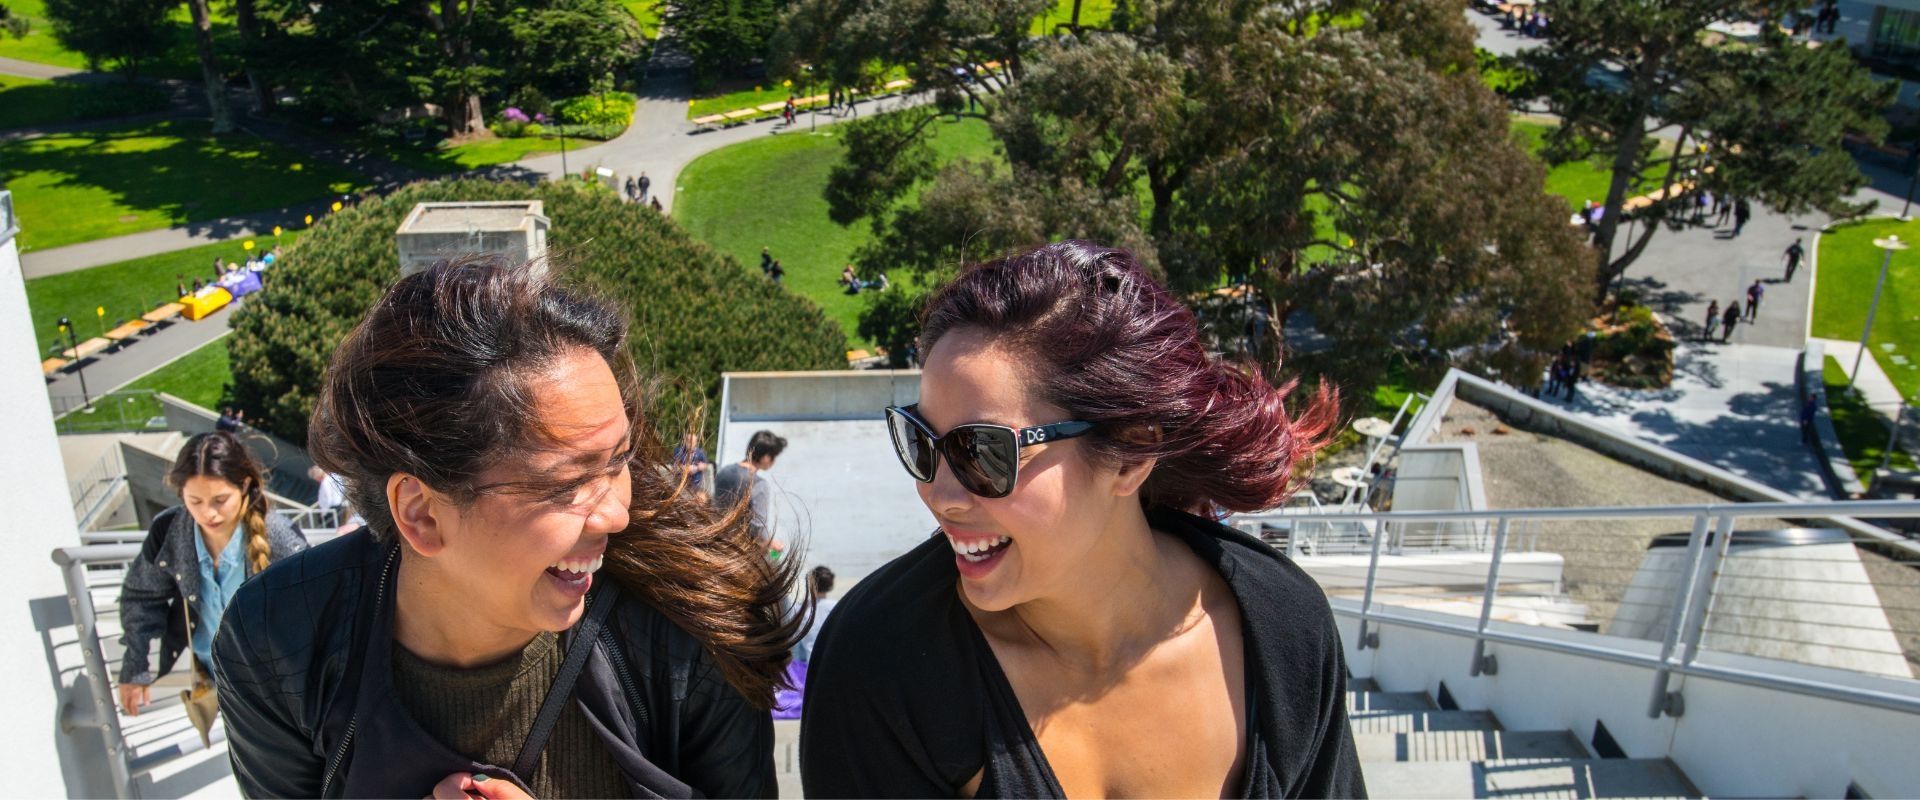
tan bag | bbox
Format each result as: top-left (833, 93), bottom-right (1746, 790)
top-left (181, 658), bottom-right (219, 748)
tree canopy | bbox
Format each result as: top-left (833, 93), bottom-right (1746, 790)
top-left (228, 179), bottom-right (849, 447)
top-left (41, 0), bottom-right (173, 82)
top-left (798, 0), bottom-right (1593, 396)
top-left (1517, 0), bottom-right (1893, 300)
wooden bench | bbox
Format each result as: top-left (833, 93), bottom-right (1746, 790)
top-left (883, 79), bottom-right (912, 90)
top-left (42, 358), bottom-right (68, 376)
top-left (690, 114), bottom-right (728, 130)
top-left (61, 337), bottom-right (111, 361)
top-left (846, 349), bottom-right (872, 363)
top-left (142, 303), bottom-right (184, 324)
top-left (103, 320), bottom-right (149, 341)
top-left (756, 101), bottom-right (788, 113)
top-left (723, 108), bottom-right (758, 123)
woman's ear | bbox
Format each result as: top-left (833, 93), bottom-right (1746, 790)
top-left (388, 473), bottom-right (446, 556)
top-left (1108, 424), bottom-right (1162, 499)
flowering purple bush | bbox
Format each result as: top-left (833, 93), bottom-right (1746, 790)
top-left (502, 107), bottom-right (531, 123)
top-left (535, 113), bottom-right (548, 123)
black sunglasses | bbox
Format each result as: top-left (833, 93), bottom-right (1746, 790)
top-left (884, 405), bottom-right (1096, 498)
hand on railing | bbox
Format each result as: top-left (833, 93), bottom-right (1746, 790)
top-left (117, 682), bottom-right (150, 717)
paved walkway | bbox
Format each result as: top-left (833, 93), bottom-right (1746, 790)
top-left (44, 306), bottom-right (236, 400)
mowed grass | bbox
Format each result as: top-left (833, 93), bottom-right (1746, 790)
top-left (24, 231), bottom-right (306, 356)
top-left (1825, 356), bottom-right (1917, 478)
top-left (0, 0), bottom-right (242, 79)
top-left (1814, 217), bottom-right (1920, 399)
top-left (674, 116), bottom-right (997, 345)
top-left (364, 133), bottom-right (565, 175)
top-left (1030, 0), bottom-right (1117, 34)
top-left (619, 0), bottom-right (662, 38)
top-left (1513, 119), bottom-right (1676, 210)
top-left (0, 120), bottom-right (367, 250)
top-left (0, 74), bottom-right (170, 130)
top-left (124, 337), bottom-right (232, 410)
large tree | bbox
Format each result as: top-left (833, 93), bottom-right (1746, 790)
top-left (1520, 0), bottom-right (1893, 302)
top-left (804, 0), bottom-right (1592, 395)
top-left (185, 0), bottom-right (233, 133)
top-left (667, 0), bottom-right (782, 90)
top-left (42, 0), bottom-right (173, 82)
top-left (777, 0), bottom-right (1045, 108)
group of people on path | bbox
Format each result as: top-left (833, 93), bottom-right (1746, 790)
top-left (1544, 335), bottom-right (1595, 403)
top-left (111, 246), bottom-right (1363, 799)
top-left (622, 172), bottom-right (663, 212)
top-left (1693, 190), bottom-right (1754, 236)
top-left (759, 246), bottom-right (787, 284)
top-left (1701, 239), bottom-right (1802, 343)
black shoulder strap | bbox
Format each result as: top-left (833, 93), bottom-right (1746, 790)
top-left (513, 583), bottom-right (619, 780)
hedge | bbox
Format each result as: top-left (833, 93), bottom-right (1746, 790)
top-left (228, 178), bottom-right (849, 448)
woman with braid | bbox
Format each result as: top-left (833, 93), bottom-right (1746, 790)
top-left (116, 431), bottom-right (309, 745)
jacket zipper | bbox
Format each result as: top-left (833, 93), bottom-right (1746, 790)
top-left (320, 545), bottom-right (398, 797)
top-left (600, 622), bottom-right (650, 732)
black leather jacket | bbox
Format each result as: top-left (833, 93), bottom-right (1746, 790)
top-left (212, 530), bottom-right (776, 798)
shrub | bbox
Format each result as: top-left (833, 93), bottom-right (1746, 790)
top-left (227, 179), bottom-right (849, 446)
top-left (507, 85), bottom-right (554, 118)
top-left (555, 92), bottom-right (637, 129)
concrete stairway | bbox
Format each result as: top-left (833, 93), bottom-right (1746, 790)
top-left (1351, 678), bottom-right (1703, 798)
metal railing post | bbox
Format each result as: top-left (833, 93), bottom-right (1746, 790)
top-left (1356, 517), bottom-right (1386, 650)
top-left (1647, 513), bottom-right (1715, 718)
top-left (53, 549), bottom-right (137, 799)
top-left (1469, 517), bottom-right (1511, 677)
top-left (1676, 513), bottom-right (1739, 668)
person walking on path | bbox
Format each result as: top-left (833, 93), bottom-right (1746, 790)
top-left (1783, 238), bottom-right (1805, 281)
top-left (1745, 279), bottom-right (1764, 321)
top-left (760, 246), bottom-right (773, 275)
top-left (1732, 198), bottom-right (1752, 236)
top-left (637, 172), bottom-right (651, 202)
top-left (1704, 300), bottom-right (1721, 341)
top-left (769, 259), bottom-right (786, 285)
top-left (1716, 194), bottom-right (1734, 227)
top-left (1721, 299), bottom-right (1742, 342)
top-left (624, 176), bottom-right (638, 202)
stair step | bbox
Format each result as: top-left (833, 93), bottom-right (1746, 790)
top-left (1363, 758), bottom-right (1701, 799)
top-left (1356, 729), bottom-right (1588, 762)
top-left (1347, 691), bottom-right (1438, 712)
top-left (1349, 709), bottom-right (1499, 734)
top-left (1350, 676), bottom-right (1382, 693)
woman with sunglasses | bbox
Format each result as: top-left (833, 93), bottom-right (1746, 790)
top-left (801, 241), bottom-right (1364, 798)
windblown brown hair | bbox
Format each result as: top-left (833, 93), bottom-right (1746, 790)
top-left (921, 241), bottom-right (1340, 515)
top-left (308, 258), bottom-right (804, 707)
top-left (168, 431), bottom-right (272, 574)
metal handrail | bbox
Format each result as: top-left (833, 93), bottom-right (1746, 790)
top-left (1317, 500), bottom-right (1920, 720)
top-left (51, 530), bottom-right (340, 799)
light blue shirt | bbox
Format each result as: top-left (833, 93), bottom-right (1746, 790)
top-left (191, 525), bottom-right (248, 679)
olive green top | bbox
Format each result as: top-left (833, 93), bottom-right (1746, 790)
top-left (392, 631), bottom-right (627, 799)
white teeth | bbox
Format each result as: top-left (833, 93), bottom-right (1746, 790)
top-left (947, 535), bottom-right (1011, 557)
top-left (550, 555), bottom-right (605, 574)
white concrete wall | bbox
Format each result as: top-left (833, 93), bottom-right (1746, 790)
top-left (1335, 601), bottom-right (1920, 797)
top-left (0, 204), bottom-right (107, 794)
top-left (1389, 444), bottom-right (1487, 549)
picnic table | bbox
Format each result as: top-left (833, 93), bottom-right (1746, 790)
top-left (41, 358), bottom-right (68, 376)
top-left (103, 320), bottom-right (149, 341)
top-left (61, 337), bottom-right (111, 361)
top-left (181, 288), bottom-right (233, 321)
top-left (142, 303), bottom-right (184, 324)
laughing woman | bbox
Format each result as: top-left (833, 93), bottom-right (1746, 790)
top-left (213, 262), bottom-right (801, 798)
top-left (801, 241), bottom-right (1365, 798)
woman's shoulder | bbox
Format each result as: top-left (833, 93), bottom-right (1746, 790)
top-left (261, 511), bottom-right (312, 556)
top-left (816, 533), bottom-right (968, 658)
top-left (1149, 506), bottom-right (1339, 631)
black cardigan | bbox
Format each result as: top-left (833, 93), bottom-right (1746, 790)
top-left (800, 506), bottom-right (1365, 798)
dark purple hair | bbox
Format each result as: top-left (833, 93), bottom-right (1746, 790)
top-left (919, 240), bottom-right (1338, 514)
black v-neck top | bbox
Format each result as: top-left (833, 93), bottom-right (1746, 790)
top-left (799, 507), bottom-right (1366, 798)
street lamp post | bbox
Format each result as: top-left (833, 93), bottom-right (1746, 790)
top-left (1854, 235), bottom-right (1909, 389)
top-left (58, 317), bottom-right (91, 410)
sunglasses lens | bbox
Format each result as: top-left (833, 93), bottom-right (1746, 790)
top-left (948, 426), bottom-right (1017, 498)
top-left (887, 409), bottom-right (937, 482)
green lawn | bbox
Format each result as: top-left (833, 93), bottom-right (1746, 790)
top-left (24, 231), bottom-right (305, 357)
top-left (1512, 120), bottom-right (1676, 210)
top-left (361, 132), bottom-right (567, 175)
top-left (124, 337), bottom-right (232, 410)
top-left (0, 120), bottom-right (367, 250)
top-left (1030, 0), bottom-right (1117, 34)
top-left (674, 116), bottom-right (997, 345)
top-left (1814, 218), bottom-right (1920, 400)
top-left (0, 74), bottom-right (170, 130)
top-left (0, 0), bottom-right (238, 80)
top-left (1825, 356), bottom-right (1917, 480)
top-left (619, 0), bottom-right (662, 38)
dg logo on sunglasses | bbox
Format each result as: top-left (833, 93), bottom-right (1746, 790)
top-left (1022, 429), bottom-right (1048, 445)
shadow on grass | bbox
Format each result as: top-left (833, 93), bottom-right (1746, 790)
top-left (1, 121), bottom-right (368, 247)
top-left (0, 79), bottom-right (171, 132)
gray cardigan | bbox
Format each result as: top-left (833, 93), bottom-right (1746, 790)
top-left (117, 506), bottom-right (309, 685)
